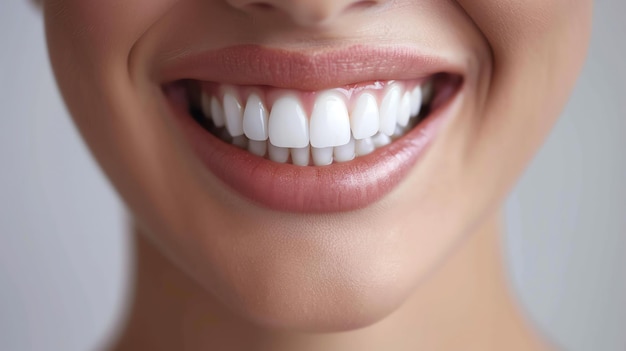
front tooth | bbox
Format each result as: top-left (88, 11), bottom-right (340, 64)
top-left (210, 96), bottom-right (226, 127)
top-left (243, 93), bottom-right (269, 141)
top-left (397, 92), bottom-right (412, 127)
top-left (268, 143), bottom-right (290, 163)
top-left (379, 84), bottom-right (401, 136)
top-left (311, 147), bottom-right (333, 166)
top-left (310, 92), bottom-right (351, 148)
top-left (268, 94), bottom-right (309, 148)
top-left (223, 89), bottom-right (244, 137)
top-left (248, 140), bottom-right (267, 157)
top-left (350, 92), bottom-right (379, 140)
top-left (355, 138), bottom-right (375, 156)
top-left (333, 137), bottom-right (356, 163)
top-left (410, 86), bottom-right (423, 117)
top-left (291, 146), bottom-right (310, 166)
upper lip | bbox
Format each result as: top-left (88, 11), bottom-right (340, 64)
top-left (156, 44), bottom-right (464, 91)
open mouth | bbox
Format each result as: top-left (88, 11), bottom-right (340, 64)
top-left (168, 73), bottom-right (459, 166)
top-left (160, 45), bottom-right (464, 213)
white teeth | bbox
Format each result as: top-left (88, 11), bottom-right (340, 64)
top-left (350, 92), bottom-right (380, 140)
top-left (355, 138), bottom-right (375, 156)
top-left (291, 146), bottom-right (310, 166)
top-left (333, 137), bottom-right (356, 163)
top-left (379, 84), bottom-right (401, 136)
top-left (209, 96), bottom-right (226, 128)
top-left (410, 86), bottom-right (423, 117)
top-left (268, 143), bottom-right (290, 163)
top-left (311, 147), bottom-right (333, 166)
top-left (223, 89), bottom-right (244, 137)
top-left (397, 92), bottom-right (412, 127)
top-left (243, 93), bottom-right (269, 141)
top-left (198, 78), bottom-right (436, 165)
top-left (372, 132), bottom-right (391, 148)
top-left (310, 92), bottom-right (351, 148)
top-left (248, 140), bottom-right (267, 157)
top-left (268, 94), bottom-right (310, 148)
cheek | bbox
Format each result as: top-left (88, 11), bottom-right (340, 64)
top-left (452, 0), bottom-right (592, 188)
top-left (45, 0), bottom-right (177, 63)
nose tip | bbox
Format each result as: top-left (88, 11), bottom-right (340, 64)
top-left (227, 0), bottom-right (381, 27)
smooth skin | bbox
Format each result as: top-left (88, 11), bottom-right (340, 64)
top-left (44, 0), bottom-right (592, 350)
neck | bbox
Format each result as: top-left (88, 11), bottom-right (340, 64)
top-left (111, 212), bottom-right (549, 351)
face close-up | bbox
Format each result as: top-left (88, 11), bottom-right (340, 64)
top-left (44, 0), bottom-right (591, 333)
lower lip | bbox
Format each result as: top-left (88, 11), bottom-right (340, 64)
top-left (167, 89), bottom-right (456, 213)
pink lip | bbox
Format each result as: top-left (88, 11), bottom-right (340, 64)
top-left (161, 45), bottom-right (463, 213)
top-left (157, 45), bottom-right (462, 91)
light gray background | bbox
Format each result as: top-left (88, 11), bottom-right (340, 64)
top-left (1, 1), bottom-right (624, 350)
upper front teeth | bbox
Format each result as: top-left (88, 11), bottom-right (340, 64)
top-left (268, 94), bottom-right (310, 148)
top-left (223, 88), bottom-right (245, 137)
top-left (242, 93), bottom-right (269, 141)
top-left (310, 91), bottom-right (352, 148)
top-left (199, 80), bottom-right (428, 165)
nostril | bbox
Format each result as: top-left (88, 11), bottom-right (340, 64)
top-left (245, 2), bottom-right (276, 12)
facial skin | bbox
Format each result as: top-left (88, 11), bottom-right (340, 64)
top-left (44, 0), bottom-right (591, 332)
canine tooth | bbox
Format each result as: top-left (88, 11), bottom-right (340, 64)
top-left (311, 147), bottom-right (333, 166)
top-left (372, 132), bottom-right (391, 148)
top-left (223, 90), bottom-right (244, 137)
top-left (410, 86), bottom-right (423, 117)
top-left (248, 140), bottom-right (267, 157)
top-left (291, 146), bottom-right (310, 166)
top-left (355, 138), bottom-right (375, 156)
top-left (268, 143), bottom-right (290, 163)
top-left (243, 93), bottom-right (269, 141)
top-left (397, 92), bottom-right (411, 127)
top-left (310, 92), bottom-right (351, 148)
top-left (379, 84), bottom-right (401, 136)
top-left (333, 137), bottom-right (356, 163)
top-left (209, 96), bottom-right (225, 127)
top-left (350, 92), bottom-right (379, 140)
top-left (232, 135), bottom-right (248, 149)
top-left (268, 95), bottom-right (309, 148)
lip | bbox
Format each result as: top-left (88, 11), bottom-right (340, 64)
top-left (161, 45), bottom-right (464, 213)
top-left (157, 44), bottom-right (463, 91)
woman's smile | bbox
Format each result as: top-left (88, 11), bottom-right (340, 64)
top-left (161, 45), bottom-right (463, 212)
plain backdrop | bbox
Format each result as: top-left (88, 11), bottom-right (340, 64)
top-left (1, 1), bottom-right (624, 350)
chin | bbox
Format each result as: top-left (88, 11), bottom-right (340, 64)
top-left (186, 225), bottom-right (423, 332)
